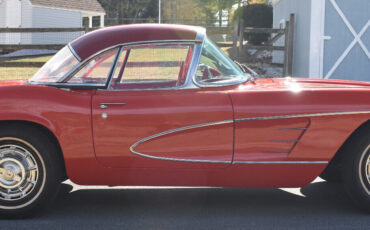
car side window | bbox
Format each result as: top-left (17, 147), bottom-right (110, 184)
top-left (110, 44), bottom-right (193, 90)
top-left (68, 48), bottom-right (120, 85)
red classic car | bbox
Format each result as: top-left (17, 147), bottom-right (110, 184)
top-left (0, 24), bottom-right (369, 217)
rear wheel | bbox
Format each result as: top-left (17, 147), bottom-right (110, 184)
top-left (342, 134), bottom-right (370, 212)
top-left (0, 126), bottom-right (62, 218)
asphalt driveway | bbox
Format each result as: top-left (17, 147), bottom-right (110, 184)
top-left (1, 178), bottom-right (369, 230)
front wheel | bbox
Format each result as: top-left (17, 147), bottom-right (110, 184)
top-left (320, 163), bottom-right (342, 183)
top-left (0, 126), bottom-right (62, 218)
top-left (342, 134), bottom-right (370, 212)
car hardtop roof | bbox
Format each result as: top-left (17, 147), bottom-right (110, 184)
top-left (70, 24), bottom-right (205, 61)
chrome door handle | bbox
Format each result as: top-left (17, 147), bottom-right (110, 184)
top-left (100, 102), bottom-right (127, 109)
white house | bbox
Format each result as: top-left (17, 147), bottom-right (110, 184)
top-left (0, 0), bottom-right (105, 45)
top-left (273, 0), bottom-right (369, 81)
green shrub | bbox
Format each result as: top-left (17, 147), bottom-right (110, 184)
top-left (233, 4), bottom-right (273, 45)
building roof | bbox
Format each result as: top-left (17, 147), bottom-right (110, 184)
top-left (70, 24), bottom-right (204, 61)
top-left (29, 0), bottom-right (105, 14)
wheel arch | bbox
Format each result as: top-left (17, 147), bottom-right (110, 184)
top-left (0, 120), bottom-right (67, 181)
top-left (328, 120), bottom-right (370, 169)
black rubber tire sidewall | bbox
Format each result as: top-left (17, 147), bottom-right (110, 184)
top-left (320, 164), bottom-right (342, 183)
top-left (0, 126), bottom-right (62, 218)
top-left (342, 134), bottom-right (370, 213)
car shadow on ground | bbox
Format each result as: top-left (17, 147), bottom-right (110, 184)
top-left (1, 181), bottom-right (369, 229)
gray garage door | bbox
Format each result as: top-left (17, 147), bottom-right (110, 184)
top-left (323, 0), bottom-right (370, 81)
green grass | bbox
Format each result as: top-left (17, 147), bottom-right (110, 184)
top-left (127, 48), bottom-right (188, 62)
top-left (8, 56), bottom-right (52, 63)
top-left (0, 56), bottom-right (52, 80)
top-left (0, 67), bottom-right (40, 80)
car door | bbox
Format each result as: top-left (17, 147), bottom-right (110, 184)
top-left (91, 43), bottom-right (234, 168)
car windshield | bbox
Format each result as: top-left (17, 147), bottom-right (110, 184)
top-left (29, 46), bottom-right (79, 83)
top-left (195, 37), bottom-right (248, 86)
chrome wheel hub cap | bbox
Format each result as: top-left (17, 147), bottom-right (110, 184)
top-left (0, 145), bottom-right (39, 201)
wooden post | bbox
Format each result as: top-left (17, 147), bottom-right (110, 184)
top-left (238, 19), bottom-right (244, 55)
top-left (232, 20), bottom-right (239, 59)
top-left (287, 13), bottom-right (295, 77)
top-left (283, 21), bottom-right (290, 77)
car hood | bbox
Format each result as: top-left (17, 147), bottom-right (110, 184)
top-left (241, 77), bottom-right (370, 90)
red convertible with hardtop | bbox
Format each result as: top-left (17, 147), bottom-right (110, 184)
top-left (0, 24), bottom-right (369, 217)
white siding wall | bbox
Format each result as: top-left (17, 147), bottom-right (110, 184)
top-left (273, 0), bottom-right (312, 78)
top-left (21, 0), bottom-right (33, 44)
top-left (4, 0), bottom-right (21, 27)
top-left (0, 0), bottom-right (6, 44)
top-left (0, 0), bottom-right (22, 44)
top-left (0, 0), bottom-right (6, 27)
top-left (31, 6), bottom-right (83, 44)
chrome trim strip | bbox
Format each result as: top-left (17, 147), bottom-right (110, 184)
top-left (263, 150), bottom-right (291, 153)
top-left (130, 119), bottom-right (233, 163)
top-left (269, 140), bottom-right (299, 143)
top-left (100, 102), bottom-right (127, 106)
top-left (255, 85), bottom-right (368, 89)
top-left (129, 110), bottom-right (370, 164)
top-left (106, 47), bottom-right (124, 88)
top-left (193, 76), bottom-right (249, 88)
top-left (102, 85), bottom-right (186, 92)
top-left (100, 102), bottom-right (127, 109)
top-left (278, 128), bottom-right (307, 131)
top-left (32, 82), bottom-right (106, 88)
top-left (131, 120), bottom-right (233, 146)
top-left (129, 152), bottom-right (328, 165)
top-left (68, 43), bottom-right (82, 62)
top-left (129, 118), bottom-right (328, 165)
top-left (236, 111), bottom-right (370, 122)
top-left (233, 161), bottom-right (328, 164)
top-left (182, 35), bottom-right (204, 89)
top-left (129, 151), bottom-right (230, 164)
